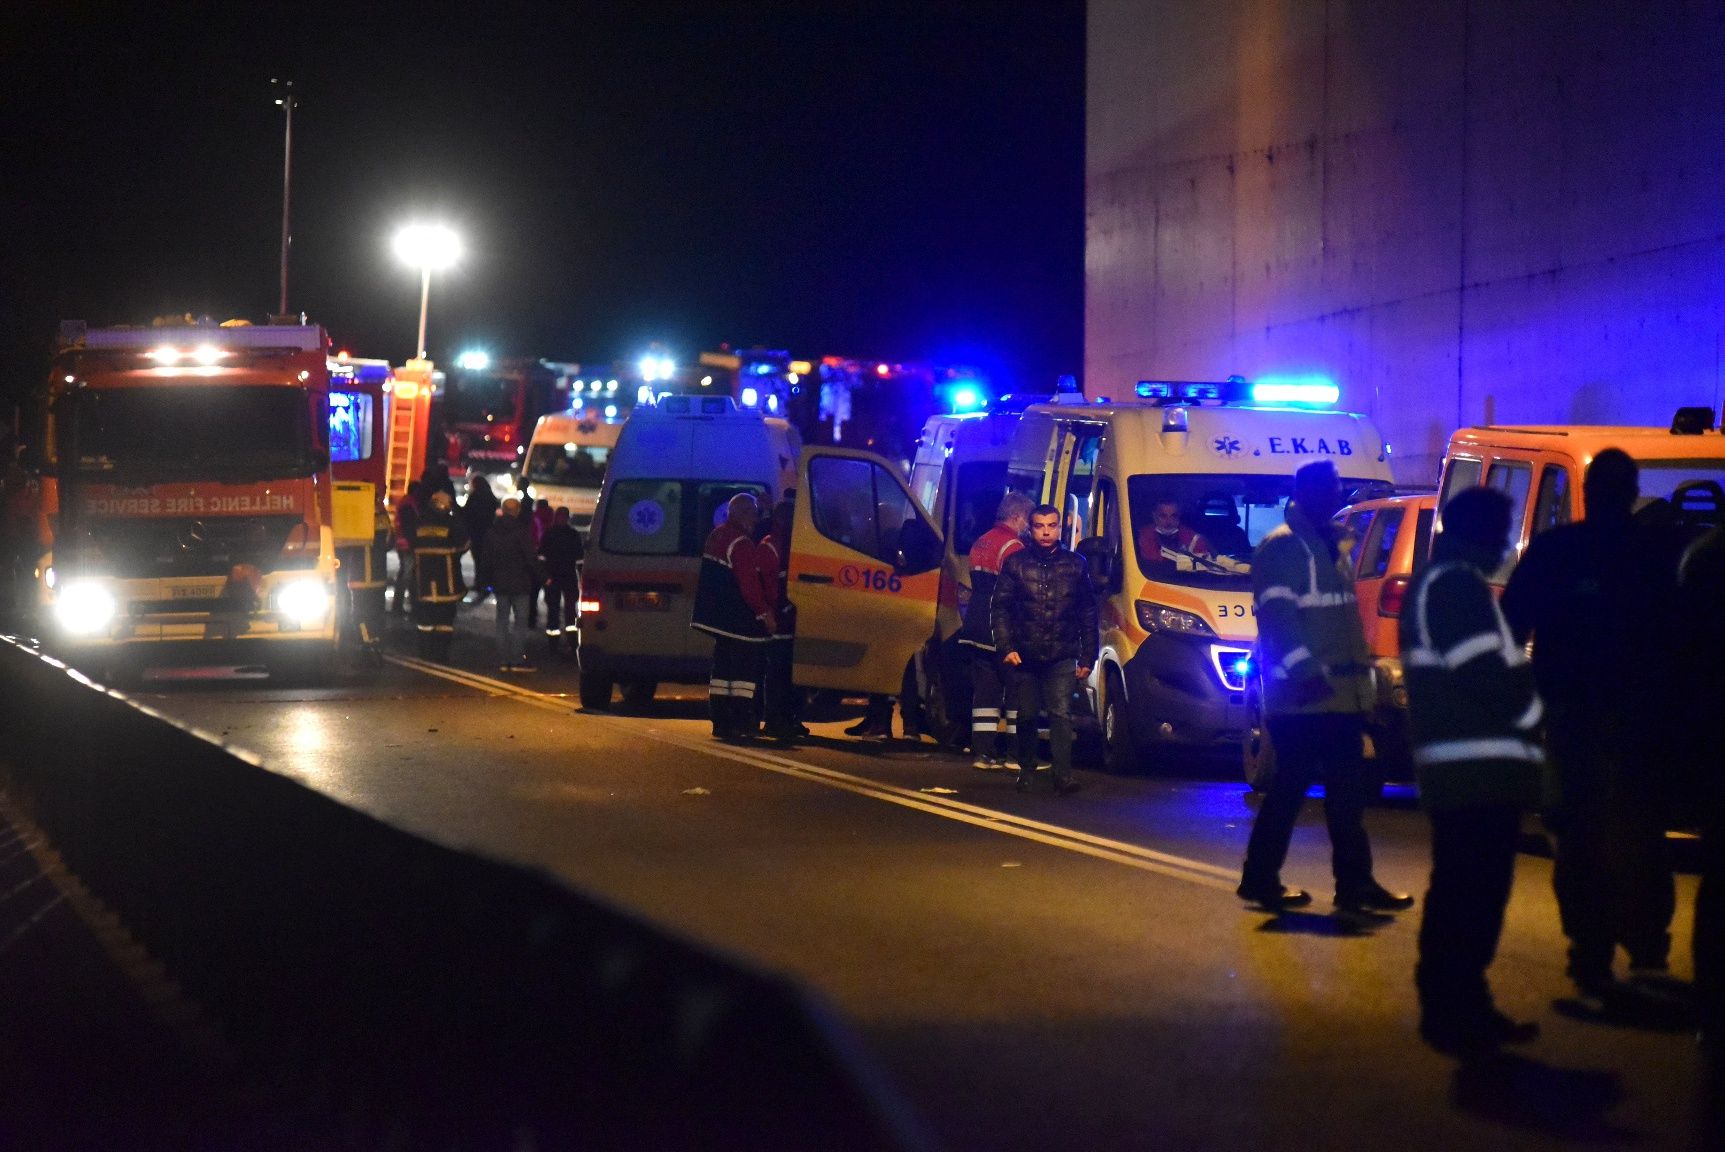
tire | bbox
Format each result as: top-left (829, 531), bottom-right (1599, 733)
top-left (1243, 720), bottom-right (1276, 792)
top-left (916, 648), bottom-right (965, 748)
top-left (1100, 667), bottom-right (1140, 774)
top-left (621, 679), bottom-right (657, 710)
top-left (579, 671), bottom-right (614, 710)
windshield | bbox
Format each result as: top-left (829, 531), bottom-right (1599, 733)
top-left (525, 442), bottom-right (610, 488)
top-left (445, 373), bottom-right (517, 425)
top-left (57, 385), bottom-right (319, 483)
top-left (1127, 473), bottom-right (1395, 590)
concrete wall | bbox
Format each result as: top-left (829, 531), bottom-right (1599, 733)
top-left (1087, 0), bottom-right (1725, 482)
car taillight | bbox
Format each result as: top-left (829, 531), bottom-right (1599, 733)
top-left (578, 598), bottom-right (601, 614)
top-left (1378, 574), bottom-right (1410, 618)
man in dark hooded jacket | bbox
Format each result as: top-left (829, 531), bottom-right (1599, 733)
top-left (483, 498), bottom-right (543, 672)
top-left (461, 475), bottom-right (499, 601)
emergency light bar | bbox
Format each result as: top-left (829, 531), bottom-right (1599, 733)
top-left (72, 324), bottom-right (326, 353)
top-left (1134, 375), bottom-right (1340, 408)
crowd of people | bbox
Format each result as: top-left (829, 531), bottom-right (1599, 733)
top-left (1242, 456), bottom-right (1719, 1076)
top-left (388, 463), bottom-right (585, 672)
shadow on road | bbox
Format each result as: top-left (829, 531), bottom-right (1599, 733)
top-left (1252, 910), bottom-right (1390, 938)
top-left (1450, 1051), bottom-right (1632, 1143)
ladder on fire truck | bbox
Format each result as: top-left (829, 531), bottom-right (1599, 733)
top-left (384, 360), bottom-right (437, 502)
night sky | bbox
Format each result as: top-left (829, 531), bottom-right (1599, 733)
top-left (0, 1), bottom-right (1083, 417)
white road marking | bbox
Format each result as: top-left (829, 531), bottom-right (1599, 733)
top-left (388, 655), bottom-right (1240, 891)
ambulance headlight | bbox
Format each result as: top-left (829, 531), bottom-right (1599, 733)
top-left (274, 579), bottom-right (330, 625)
top-left (1134, 599), bottom-right (1215, 637)
top-left (55, 581), bottom-right (117, 635)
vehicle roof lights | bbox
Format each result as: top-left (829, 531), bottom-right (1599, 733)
top-left (1251, 375), bottom-right (1340, 406)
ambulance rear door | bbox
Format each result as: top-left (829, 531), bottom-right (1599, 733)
top-left (789, 447), bottom-right (943, 694)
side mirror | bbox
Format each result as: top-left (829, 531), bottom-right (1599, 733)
top-left (1075, 536), bottom-right (1118, 590)
top-left (896, 517), bottom-right (942, 575)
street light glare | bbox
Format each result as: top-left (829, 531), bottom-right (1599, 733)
top-left (456, 349), bottom-right (490, 371)
top-left (393, 223), bottom-right (462, 271)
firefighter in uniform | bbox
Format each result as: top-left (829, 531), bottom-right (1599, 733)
top-left (411, 489), bottom-right (469, 661)
top-left (957, 491), bottom-right (1032, 769)
top-left (692, 493), bottom-right (776, 740)
top-left (1401, 486), bottom-right (1543, 1055)
top-left (1238, 459), bottom-right (1414, 913)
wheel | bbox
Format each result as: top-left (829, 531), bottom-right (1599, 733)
top-left (579, 671), bottom-right (615, 710)
top-left (1100, 667), bottom-right (1140, 773)
top-left (1243, 720), bottom-right (1276, 792)
top-left (621, 679), bottom-right (657, 710)
top-left (914, 648), bottom-right (965, 748)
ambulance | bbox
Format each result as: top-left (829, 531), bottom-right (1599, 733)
top-left (518, 411), bottom-right (624, 532)
top-left (576, 395), bottom-right (800, 709)
top-left (901, 409), bottom-right (1026, 742)
top-left (1003, 379), bottom-right (1397, 771)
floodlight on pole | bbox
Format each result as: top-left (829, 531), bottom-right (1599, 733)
top-left (393, 223), bottom-right (462, 360)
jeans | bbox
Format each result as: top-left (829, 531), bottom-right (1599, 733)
top-left (1014, 658), bottom-right (1075, 781)
top-left (1241, 712), bottom-right (1375, 895)
top-left (494, 591), bottom-right (531, 666)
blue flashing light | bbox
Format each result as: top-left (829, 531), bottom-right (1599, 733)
top-left (747, 361), bottom-right (776, 376)
top-left (1251, 375), bottom-right (1339, 407)
top-left (1231, 655), bottom-right (1253, 679)
top-left (740, 386), bottom-right (760, 408)
top-left (950, 383), bottom-right (984, 412)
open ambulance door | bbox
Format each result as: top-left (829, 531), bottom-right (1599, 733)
top-left (788, 447), bottom-right (944, 695)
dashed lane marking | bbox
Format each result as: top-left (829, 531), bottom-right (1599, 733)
top-left (387, 655), bottom-right (1239, 892)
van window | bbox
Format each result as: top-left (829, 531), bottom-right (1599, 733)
top-left (1485, 460), bottom-right (1533, 582)
top-left (952, 460), bottom-right (1009, 554)
top-left (1128, 473), bottom-right (1394, 591)
top-left (909, 460), bottom-right (942, 517)
top-left (599, 478), bottom-right (766, 556)
top-left (1341, 510), bottom-right (1374, 575)
top-left (1439, 456), bottom-right (1484, 512)
top-left (808, 455), bottom-right (916, 566)
top-left (1530, 464), bottom-right (1571, 537)
top-left (1061, 423), bottom-right (1107, 540)
top-left (1636, 460), bottom-right (1725, 501)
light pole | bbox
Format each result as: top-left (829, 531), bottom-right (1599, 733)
top-left (392, 224), bottom-right (461, 360)
top-left (272, 79), bottom-right (297, 317)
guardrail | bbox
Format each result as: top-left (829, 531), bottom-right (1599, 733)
top-left (0, 635), bottom-right (934, 1150)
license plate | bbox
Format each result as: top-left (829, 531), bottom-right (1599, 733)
top-left (618, 590), bottom-right (672, 611)
top-left (169, 585), bottom-right (209, 599)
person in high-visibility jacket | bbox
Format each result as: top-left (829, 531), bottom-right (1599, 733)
top-left (411, 490), bottom-right (470, 661)
top-left (692, 493), bottom-right (776, 740)
top-left (1401, 485), bottom-right (1543, 1057)
top-left (1238, 459), bottom-right (1414, 914)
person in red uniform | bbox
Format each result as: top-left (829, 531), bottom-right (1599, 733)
top-left (692, 493), bottom-right (777, 740)
top-left (957, 492), bottom-right (1034, 769)
top-left (754, 497), bottom-right (806, 740)
top-left (1136, 498), bottom-right (1212, 571)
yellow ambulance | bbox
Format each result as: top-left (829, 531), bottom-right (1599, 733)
top-left (1004, 379), bottom-right (1397, 771)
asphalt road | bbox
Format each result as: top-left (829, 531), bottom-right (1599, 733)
top-left (44, 605), bottom-right (1716, 1151)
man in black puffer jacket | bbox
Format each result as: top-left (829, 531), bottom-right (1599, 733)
top-left (992, 504), bottom-right (1098, 795)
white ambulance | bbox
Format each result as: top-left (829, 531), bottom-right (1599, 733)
top-left (577, 396), bottom-right (800, 709)
top-left (518, 412), bottom-right (623, 532)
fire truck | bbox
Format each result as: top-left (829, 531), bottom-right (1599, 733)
top-left (38, 320), bottom-right (344, 678)
top-left (439, 357), bottom-right (577, 484)
top-left (327, 353), bottom-right (434, 654)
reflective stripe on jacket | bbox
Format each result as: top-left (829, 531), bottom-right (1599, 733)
top-left (958, 524), bottom-right (1025, 651)
top-left (691, 520), bottom-right (773, 642)
top-left (1400, 558), bottom-right (1543, 810)
top-left (1251, 502), bottom-right (1373, 716)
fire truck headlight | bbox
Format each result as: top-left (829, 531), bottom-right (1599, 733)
top-left (55, 581), bottom-right (117, 635)
top-left (275, 579), bottom-right (331, 625)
